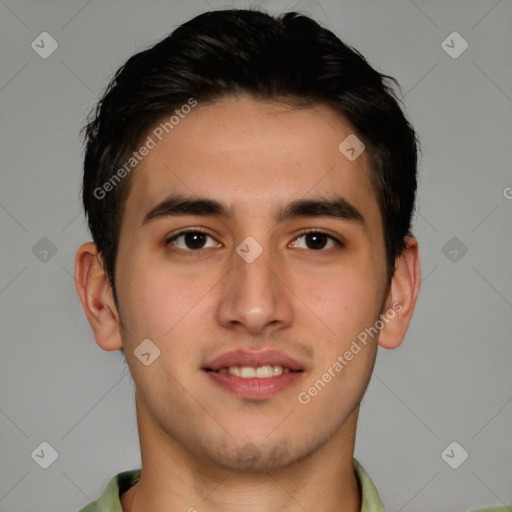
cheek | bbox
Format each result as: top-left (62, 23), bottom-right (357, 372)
top-left (297, 264), bottom-right (383, 341)
top-left (118, 251), bottom-right (222, 347)
top-left (117, 263), bottom-right (206, 384)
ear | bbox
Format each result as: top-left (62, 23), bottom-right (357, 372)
top-left (378, 236), bottom-right (421, 350)
top-left (74, 242), bottom-right (123, 351)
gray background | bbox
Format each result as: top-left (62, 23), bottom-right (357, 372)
top-left (0, 0), bottom-right (511, 511)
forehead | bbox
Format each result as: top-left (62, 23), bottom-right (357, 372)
top-left (122, 95), bottom-right (380, 229)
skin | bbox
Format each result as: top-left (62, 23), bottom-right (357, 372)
top-left (75, 94), bottom-right (421, 512)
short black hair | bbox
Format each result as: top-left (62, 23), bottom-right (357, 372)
top-left (81, 8), bottom-right (420, 309)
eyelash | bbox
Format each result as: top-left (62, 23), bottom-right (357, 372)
top-left (165, 228), bottom-right (344, 253)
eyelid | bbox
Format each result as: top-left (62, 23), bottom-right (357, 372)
top-left (166, 227), bottom-right (212, 240)
top-left (292, 228), bottom-right (345, 248)
top-left (165, 227), bottom-right (221, 249)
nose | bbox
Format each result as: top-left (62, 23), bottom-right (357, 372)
top-left (216, 241), bottom-right (294, 335)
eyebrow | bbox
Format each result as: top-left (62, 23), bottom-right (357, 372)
top-left (141, 194), bottom-right (366, 228)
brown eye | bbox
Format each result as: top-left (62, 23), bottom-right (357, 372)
top-left (166, 230), bottom-right (221, 251)
top-left (289, 231), bottom-right (342, 251)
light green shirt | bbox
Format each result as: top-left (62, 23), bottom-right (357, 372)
top-left (78, 458), bottom-right (510, 512)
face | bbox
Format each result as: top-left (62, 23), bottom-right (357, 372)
top-left (113, 94), bottom-right (390, 471)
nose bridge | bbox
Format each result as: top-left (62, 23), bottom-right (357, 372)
top-left (217, 236), bottom-right (292, 333)
top-left (237, 242), bottom-right (274, 293)
top-left (233, 239), bottom-right (276, 307)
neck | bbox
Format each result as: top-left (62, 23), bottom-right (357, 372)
top-left (122, 395), bottom-right (362, 512)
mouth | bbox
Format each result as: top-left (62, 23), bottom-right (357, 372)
top-left (202, 349), bottom-right (306, 399)
top-left (203, 364), bottom-right (302, 378)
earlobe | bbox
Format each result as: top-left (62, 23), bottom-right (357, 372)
top-left (378, 236), bottom-right (421, 350)
top-left (74, 242), bottom-right (123, 351)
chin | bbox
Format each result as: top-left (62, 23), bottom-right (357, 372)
top-left (200, 435), bottom-right (316, 473)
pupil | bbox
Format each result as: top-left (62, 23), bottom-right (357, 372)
top-left (186, 232), bottom-right (206, 249)
top-left (306, 233), bottom-right (327, 250)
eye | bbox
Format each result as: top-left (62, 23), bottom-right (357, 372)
top-left (166, 229), bottom-right (222, 251)
top-left (289, 230), bottom-right (343, 251)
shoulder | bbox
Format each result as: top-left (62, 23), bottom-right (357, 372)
top-left (78, 468), bottom-right (142, 512)
top-left (352, 458), bottom-right (510, 512)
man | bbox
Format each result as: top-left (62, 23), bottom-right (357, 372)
top-left (74, 8), bottom-right (508, 512)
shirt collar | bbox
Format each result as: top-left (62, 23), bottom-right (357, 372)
top-left (353, 458), bottom-right (387, 511)
top-left (80, 457), bottom-right (386, 512)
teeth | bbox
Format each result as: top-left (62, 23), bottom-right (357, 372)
top-left (256, 365), bottom-right (273, 378)
top-left (228, 366), bottom-right (240, 377)
top-left (240, 367), bottom-right (256, 378)
top-left (218, 365), bottom-right (291, 378)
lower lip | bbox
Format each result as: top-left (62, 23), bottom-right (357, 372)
top-left (204, 370), bottom-right (304, 399)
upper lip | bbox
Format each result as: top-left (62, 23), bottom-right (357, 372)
top-left (203, 349), bottom-right (305, 371)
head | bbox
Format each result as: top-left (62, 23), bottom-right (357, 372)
top-left (76, 8), bottom-right (421, 472)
